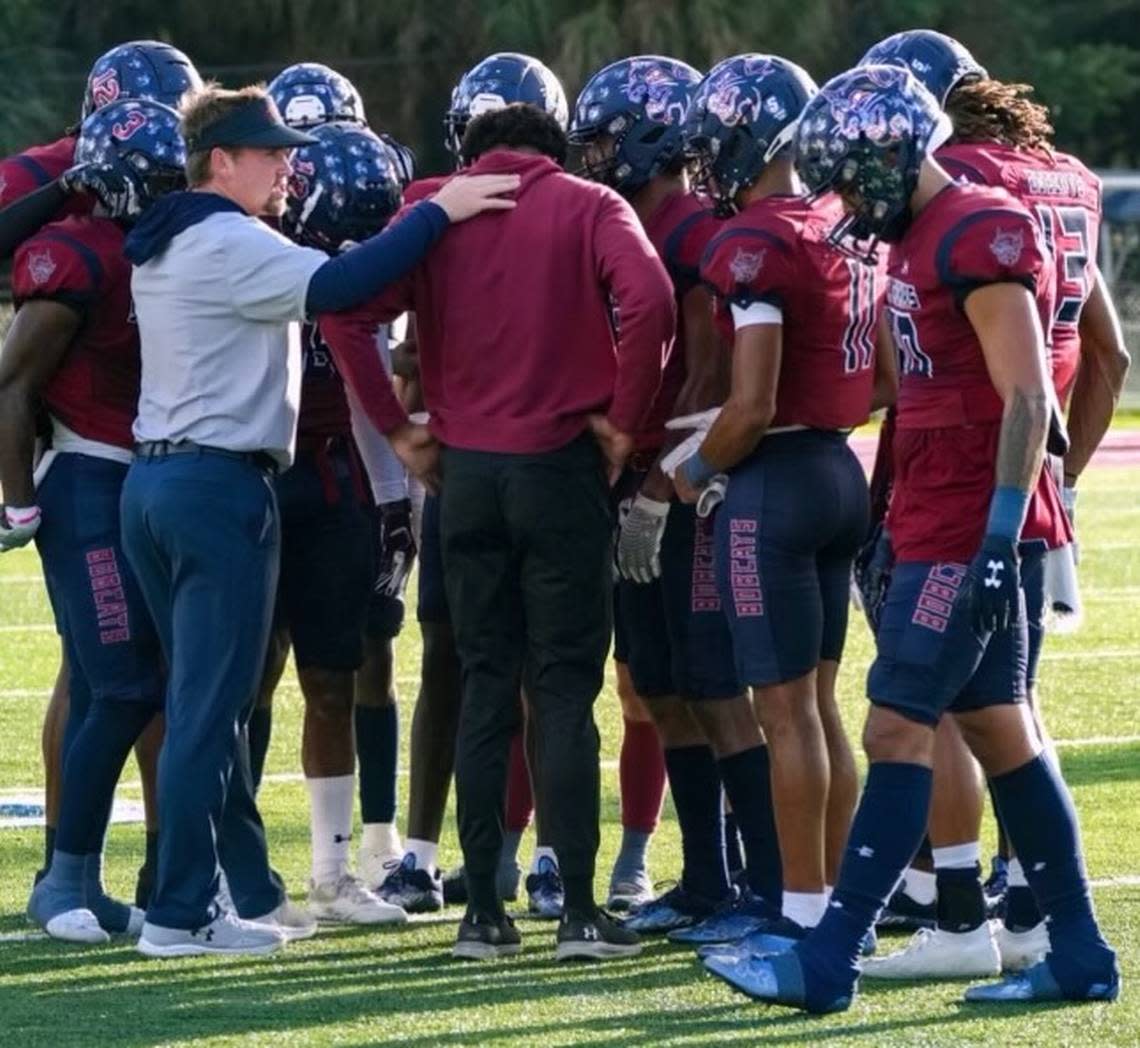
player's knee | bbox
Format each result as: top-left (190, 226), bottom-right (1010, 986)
top-left (299, 666), bottom-right (355, 719)
top-left (862, 705), bottom-right (933, 765)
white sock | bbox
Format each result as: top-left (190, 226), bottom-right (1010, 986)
top-left (932, 841), bottom-right (981, 870)
top-left (306, 774), bottom-right (354, 885)
top-left (904, 867), bottom-right (937, 905)
top-left (360, 822), bottom-right (401, 857)
top-left (782, 891), bottom-right (829, 929)
top-left (1007, 858), bottom-right (1028, 888)
top-left (406, 838), bottom-right (438, 872)
top-left (530, 846), bottom-right (558, 873)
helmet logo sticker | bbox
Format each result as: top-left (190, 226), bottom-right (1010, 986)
top-left (91, 69), bottom-right (121, 110)
top-left (112, 110), bottom-right (148, 141)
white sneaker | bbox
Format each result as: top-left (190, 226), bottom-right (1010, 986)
top-left (997, 921), bottom-right (1050, 972)
top-left (861, 923), bottom-right (1001, 980)
top-left (359, 829), bottom-right (404, 891)
top-left (44, 908), bottom-right (111, 945)
top-left (138, 911), bottom-right (285, 957)
top-left (249, 899), bottom-right (319, 941)
top-left (309, 875), bottom-right (408, 925)
top-left (124, 905), bottom-right (146, 938)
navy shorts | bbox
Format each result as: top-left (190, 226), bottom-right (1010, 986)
top-left (35, 453), bottom-right (163, 709)
top-left (715, 430), bottom-right (868, 688)
top-left (274, 441), bottom-right (372, 671)
top-left (868, 561), bottom-right (1028, 726)
top-left (363, 504), bottom-right (407, 640)
top-left (614, 497), bottom-right (740, 700)
top-left (1020, 543), bottom-right (1046, 688)
top-left (416, 492), bottom-right (450, 624)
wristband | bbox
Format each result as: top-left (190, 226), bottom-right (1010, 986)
top-left (985, 485), bottom-right (1030, 541)
top-left (681, 449), bottom-right (717, 489)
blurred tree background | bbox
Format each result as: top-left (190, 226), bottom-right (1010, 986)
top-left (5, 0), bottom-right (1139, 174)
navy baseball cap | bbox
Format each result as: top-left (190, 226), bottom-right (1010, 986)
top-left (187, 96), bottom-right (317, 152)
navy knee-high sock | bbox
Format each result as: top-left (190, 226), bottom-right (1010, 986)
top-left (247, 706), bottom-right (272, 793)
top-left (718, 745), bottom-right (781, 906)
top-left (990, 755), bottom-right (1116, 992)
top-left (663, 745), bottom-right (730, 902)
top-left (798, 762), bottom-right (932, 1008)
top-left (356, 704), bottom-right (399, 823)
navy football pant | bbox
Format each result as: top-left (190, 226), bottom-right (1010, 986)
top-left (121, 451), bottom-right (283, 929)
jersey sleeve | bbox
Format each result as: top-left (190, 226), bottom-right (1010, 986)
top-left (938, 154), bottom-right (988, 186)
top-left (224, 218), bottom-right (328, 322)
top-left (0, 153), bottom-right (57, 208)
top-left (11, 230), bottom-right (102, 312)
top-left (700, 225), bottom-right (798, 329)
top-left (936, 208), bottom-right (1048, 303)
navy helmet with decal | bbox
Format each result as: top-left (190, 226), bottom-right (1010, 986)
top-left (282, 122), bottom-right (402, 254)
top-left (378, 132), bottom-right (416, 188)
top-left (81, 40), bottom-right (202, 121)
top-left (444, 52), bottom-right (568, 161)
top-left (794, 64), bottom-right (952, 259)
top-left (268, 62), bottom-right (366, 130)
top-left (859, 29), bottom-right (987, 107)
top-left (682, 54), bottom-right (817, 215)
top-left (74, 98), bottom-right (187, 210)
top-left (568, 56), bottom-right (702, 196)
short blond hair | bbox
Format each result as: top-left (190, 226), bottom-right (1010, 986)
top-left (181, 82), bottom-right (270, 186)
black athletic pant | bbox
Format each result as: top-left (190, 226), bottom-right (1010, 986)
top-left (441, 435), bottom-right (612, 915)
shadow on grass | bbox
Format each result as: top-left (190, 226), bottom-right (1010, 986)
top-left (1060, 742), bottom-right (1140, 788)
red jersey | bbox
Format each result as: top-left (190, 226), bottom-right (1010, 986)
top-left (636, 190), bottom-right (719, 451)
top-left (938, 142), bottom-right (1100, 404)
top-left (701, 194), bottom-right (881, 431)
top-left (885, 182), bottom-right (1068, 561)
top-left (0, 135), bottom-right (90, 217)
top-left (11, 216), bottom-right (138, 449)
top-left (297, 321), bottom-right (352, 439)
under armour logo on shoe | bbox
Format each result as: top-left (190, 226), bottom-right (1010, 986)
top-left (203, 928), bottom-right (215, 942)
top-left (582, 925), bottom-right (599, 941)
top-left (857, 845), bottom-right (875, 858)
top-left (984, 560), bottom-right (1004, 588)
top-left (333, 833), bottom-right (352, 844)
top-left (1033, 861), bottom-right (1046, 872)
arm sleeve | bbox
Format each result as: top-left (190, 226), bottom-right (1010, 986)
top-left (0, 181), bottom-right (68, 260)
top-left (304, 200), bottom-right (448, 315)
top-left (593, 191), bottom-right (676, 435)
top-left (345, 327), bottom-right (409, 504)
top-left (318, 305), bottom-right (410, 436)
top-left (12, 231), bottom-right (100, 314)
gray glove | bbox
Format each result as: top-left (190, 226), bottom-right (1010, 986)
top-left (0, 504), bottom-right (41, 552)
top-left (617, 494), bottom-right (670, 584)
top-left (60, 163), bottom-right (142, 220)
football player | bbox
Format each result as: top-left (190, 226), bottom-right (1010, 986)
top-left (569, 55), bottom-right (738, 925)
top-left (672, 55), bottom-right (891, 953)
top-left (857, 30), bottom-right (1131, 980)
top-left (372, 52), bottom-right (571, 917)
top-left (701, 65), bottom-right (1117, 1011)
top-left (0, 101), bottom-right (185, 942)
top-left (0, 40), bottom-right (201, 903)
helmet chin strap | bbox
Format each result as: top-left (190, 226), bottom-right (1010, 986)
top-left (298, 182), bottom-right (324, 229)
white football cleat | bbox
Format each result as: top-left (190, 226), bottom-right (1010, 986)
top-left (249, 899), bottom-right (319, 941)
top-left (359, 825), bottom-right (404, 891)
top-left (44, 908), bottom-right (111, 945)
top-left (861, 923), bottom-right (1001, 980)
top-left (996, 921), bottom-right (1050, 972)
top-left (309, 875), bottom-right (407, 925)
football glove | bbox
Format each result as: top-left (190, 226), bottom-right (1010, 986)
top-left (617, 494), bottom-right (670, 584)
top-left (60, 163), bottom-right (142, 221)
top-left (853, 523), bottom-right (894, 633)
top-left (965, 534), bottom-right (1020, 634)
top-left (0, 504), bottom-right (41, 552)
top-left (374, 498), bottom-right (416, 598)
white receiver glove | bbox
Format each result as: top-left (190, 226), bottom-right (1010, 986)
top-left (617, 494), bottom-right (670, 584)
top-left (0, 504), bottom-right (41, 552)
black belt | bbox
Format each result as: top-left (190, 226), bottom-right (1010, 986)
top-left (134, 440), bottom-right (279, 475)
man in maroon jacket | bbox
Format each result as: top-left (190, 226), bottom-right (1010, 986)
top-left (321, 102), bottom-right (675, 961)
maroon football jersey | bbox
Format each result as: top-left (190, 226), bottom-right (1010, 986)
top-left (0, 135), bottom-right (91, 217)
top-left (701, 193), bottom-right (881, 431)
top-left (938, 142), bottom-right (1100, 404)
top-left (636, 190), bottom-right (719, 451)
top-left (11, 216), bottom-right (137, 448)
top-left (297, 321), bottom-right (353, 438)
top-left (885, 182), bottom-right (1068, 561)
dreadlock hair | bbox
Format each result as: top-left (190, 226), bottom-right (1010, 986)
top-left (946, 78), bottom-right (1054, 152)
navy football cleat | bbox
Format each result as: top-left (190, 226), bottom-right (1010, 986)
top-left (668, 888), bottom-right (771, 946)
top-left (964, 959), bottom-right (1120, 1004)
top-left (526, 856), bottom-right (565, 919)
top-left (703, 948), bottom-right (854, 1014)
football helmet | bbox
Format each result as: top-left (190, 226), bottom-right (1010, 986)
top-left (859, 29), bottom-right (987, 107)
top-left (794, 65), bottom-right (951, 258)
top-left (282, 122), bottom-right (402, 254)
top-left (444, 52), bottom-right (568, 160)
top-left (379, 132), bottom-right (416, 188)
top-left (569, 55), bottom-right (702, 196)
top-left (81, 40), bottom-right (202, 121)
top-left (682, 54), bottom-right (817, 215)
top-left (74, 98), bottom-right (187, 213)
top-left (268, 62), bottom-right (366, 129)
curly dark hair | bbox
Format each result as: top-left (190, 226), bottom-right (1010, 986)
top-left (461, 103), bottom-right (567, 166)
top-left (946, 78), bottom-right (1054, 151)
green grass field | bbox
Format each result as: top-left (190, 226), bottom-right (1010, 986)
top-left (0, 464), bottom-right (1138, 1047)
